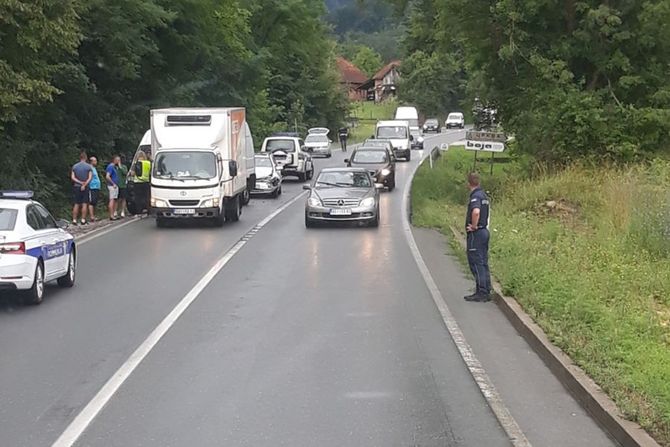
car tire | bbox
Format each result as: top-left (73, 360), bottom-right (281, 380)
top-left (278, 186), bottom-right (282, 196)
top-left (305, 213), bottom-right (315, 228)
top-left (307, 167), bottom-right (314, 180)
top-left (298, 172), bottom-right (306, 182)
top-left (387, 177), bottom-right (395, 192)
top-left (57, 250), bottom-right (76, 288)
top-left (225, 196), bottom-right (241, 222)
top-left (406, 151), bottom-right (411, 162)
top-left (25, 261), bottom-right (45, 305)
top-left (370, 212), bottom-right (379, 228)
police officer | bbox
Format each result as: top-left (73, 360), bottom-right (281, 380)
top-left (464, 172), bottom-right (492, 302)
top-left (128, 151), bottom-right (152, 214)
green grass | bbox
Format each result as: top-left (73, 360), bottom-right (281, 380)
top-left (412, 147), bottom-right (670, 445)
top-left (348, 100), bottom-right (397, 143)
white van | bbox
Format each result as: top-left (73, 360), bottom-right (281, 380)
top-left (445, 112), bottom-right (465, 129)
top-left (394, 106), bottom-right (420, 131)
top-left (150, 108), bottom-right (250, 227)
top-left (375, 120), bottom-right (412, 161)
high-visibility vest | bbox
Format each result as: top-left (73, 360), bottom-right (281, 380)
top-left (136, 160), bottom-right (151, 183)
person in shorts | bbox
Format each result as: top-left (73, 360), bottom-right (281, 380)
top-left (71, 152), bottom-right (92, 225)
top-left (88, 156), bottom-right (101, 222)
top-left (116, 155), bottom-right (128, 218)
top-left (106, 155), bottom-right (121, 220)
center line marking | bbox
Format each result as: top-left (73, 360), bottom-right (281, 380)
top-left (51, 191), bottom-right (307, 447)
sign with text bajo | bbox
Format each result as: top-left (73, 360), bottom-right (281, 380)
top-left (465, 130), bottom-right (507, 153)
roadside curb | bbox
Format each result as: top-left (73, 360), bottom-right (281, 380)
top-left (445, 225), bottom-right (660, 447)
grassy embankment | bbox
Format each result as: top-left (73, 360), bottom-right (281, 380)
top-left (412, 146), bottom-right (670, 445)
top-left (349, 100), bottom-right (397, 143)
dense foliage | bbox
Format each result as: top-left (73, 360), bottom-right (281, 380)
top-left (0, 0), bottom-right (347, 209)
top-left (392, 0), bottom-right (670, 161)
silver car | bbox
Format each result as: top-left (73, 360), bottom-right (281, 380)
top-left (252, 153), bottom-right (282, 197)
top-left (304, 131), bottom-right (332, 158)
top-left (303, 168), bottom-right (381, 228)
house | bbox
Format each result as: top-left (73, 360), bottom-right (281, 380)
top-left (336, 57), bottom-right (368, 101)
top-left (358, 60), bottom-right (401, 103)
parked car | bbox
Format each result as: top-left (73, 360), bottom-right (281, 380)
top-left (0, 191), bottom-right (76, 305)
top-left (260, 135), bottom-right (314, 181)
top-left (410, 128), bottom-right (424, 150)
top-left (423, 118), bottom-right (441, 133)
top-left (445, 112), bottom-right (465, 129)
top-left (305, 128), bottom-right (332, 158)
top-left (303, 168), bottom-right (381, 228)
top-left (252, 153), bottom-right (282, 198)
top-left (345, 146), bottom-right (396, 191)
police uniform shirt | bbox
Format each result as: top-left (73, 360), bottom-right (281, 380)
top-left (466, 187), bottom-right (490, 230)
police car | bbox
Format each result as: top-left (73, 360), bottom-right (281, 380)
top-left (0, 191), bottom-right (76, 304)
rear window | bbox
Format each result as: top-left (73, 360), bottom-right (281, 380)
top-left (0, 208), bottom-right (18, 231)
top-left (266, 139), bottom-right (296, 152)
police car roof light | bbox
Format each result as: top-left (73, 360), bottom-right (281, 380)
top-left (0, 190), bottom-right (34, 200)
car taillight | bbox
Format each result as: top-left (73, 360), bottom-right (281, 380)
top-left (0, 242), bottom-right (26, 254)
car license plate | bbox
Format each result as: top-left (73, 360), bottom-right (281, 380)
top-left (173, 208), bottom-right (195, 215)
top-left (330, 208), bottom-right (352, 216)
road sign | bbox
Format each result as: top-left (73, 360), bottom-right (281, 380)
top-left (465, 140), bottom-right (506, 152)
top-left (466, 130), bottom-right (507, 143)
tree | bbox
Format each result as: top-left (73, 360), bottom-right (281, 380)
top-left (352, 46), bottom-right (383, 77)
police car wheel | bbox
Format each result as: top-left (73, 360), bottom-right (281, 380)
top-left (25, 262), bottom-right (45, 305)
top-left (57, 251), bottom-right (76, 288)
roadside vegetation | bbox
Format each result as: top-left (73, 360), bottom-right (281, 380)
top-left (348, 100), bottom-right (397, 143)
top-left (0, 0), bottom-right (348, 212)
top-left (412, 147), bottom-right (670, 444)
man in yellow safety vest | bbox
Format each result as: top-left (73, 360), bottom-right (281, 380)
top-left (129, 151), bottom-right (151, 214)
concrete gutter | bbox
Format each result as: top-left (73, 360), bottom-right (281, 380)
top-left (446, 225), bottom-right (660, 447)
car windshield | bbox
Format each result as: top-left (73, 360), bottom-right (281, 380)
top-left (426, 119), bottom-right (438, 125)
top-left (153, 152), bottom-right (217, 180)
top-left (254, 157), bottom-right (273, 168)
top-left (316, 171), bottom-right (372, 188)
top-left (377, 126), bottom-right (407, 139)
top-left (266, 139), bottom-right (296, 152)
top-left (305, 135), bottom-right (328, 144)
top-left (0, 208), bottom-right (18, 231)
top-left (352, 151), bottom-right (388, 164)
top-left (448, 113), bottom-right (463, 120)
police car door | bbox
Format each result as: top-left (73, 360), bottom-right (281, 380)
top-left (27, 205), bottom-right (66, 279)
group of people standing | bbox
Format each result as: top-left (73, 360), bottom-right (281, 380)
top-left (70, 152), bottom-right (128, 225)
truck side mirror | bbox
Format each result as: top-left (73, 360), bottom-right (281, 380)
top-left (229, 160), bottom-right (238, 177)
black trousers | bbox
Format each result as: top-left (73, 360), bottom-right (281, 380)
top-left (339, 136), bottom-right (347, 151)
top-left (467, 228), bottom-right (492, 295)
top-left (135, 182), bottom-right (150, 213)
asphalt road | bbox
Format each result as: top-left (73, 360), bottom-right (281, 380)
top-left (0, 131), bottom-right (613, 446)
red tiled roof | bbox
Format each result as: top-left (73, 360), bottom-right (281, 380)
top-left (372, 60), bottom-right (401, 80)
top-left (336, 57), bottom-right (368, 85)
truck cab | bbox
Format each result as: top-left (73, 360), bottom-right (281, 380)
top-left (260, 134), bottom-right (314, 181)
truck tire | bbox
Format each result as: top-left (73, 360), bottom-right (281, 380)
top-left (213, 210), bottom-right (225, 227)
top-left (298, 172), bottom-right (306, 182)
top-left (241, 188), bottom-right (251, 206)
top-left (225, 196), bottom-right (241, 222)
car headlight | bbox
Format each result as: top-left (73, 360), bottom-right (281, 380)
top-left (360, 197), bottom-right (375, 207)
top-left (151, 198), bottom-right (168, 208)
top-left (307, 197), bottom-right (321, 207)
top-left (381, 168), bottom-right (391, 176)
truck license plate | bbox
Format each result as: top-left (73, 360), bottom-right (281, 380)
top-left (330, 209), bottom-right (352, 216)
top-left (173, 208), bottom-right (195, 215)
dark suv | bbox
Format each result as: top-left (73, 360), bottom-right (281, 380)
top-left (345, 146), bottom-right (396, 191)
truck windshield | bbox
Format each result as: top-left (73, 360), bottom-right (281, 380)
top-left (154, 152), bottom-right (217, 180)
top-left (377, 126), bottom-right (407, 139)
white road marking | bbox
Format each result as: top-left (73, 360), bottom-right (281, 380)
top-left (401, 150), bottom-right (532, 446)
top-left (76, 216), bottom-right (144, 245)
top-left (51, 191), bottom-right (308, 447)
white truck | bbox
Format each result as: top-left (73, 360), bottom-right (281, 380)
top-left (375, 120), bottom-right (412, 161)
top-left (149, 108), bottom-right (251, 227)
top-left (394, 106), bottom-right (420, 131)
